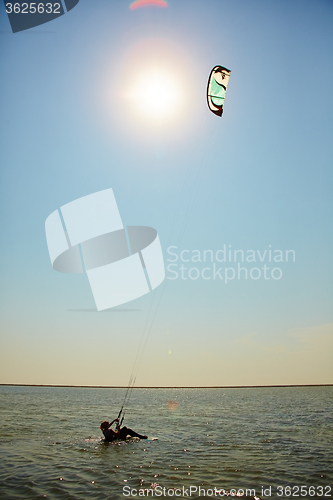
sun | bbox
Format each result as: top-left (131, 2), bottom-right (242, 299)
top-left (106, 38), bottom-right (193, 134)
top-left (127, 69), bottom-right (182, 123)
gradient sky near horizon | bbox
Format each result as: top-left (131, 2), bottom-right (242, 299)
top-left (0, 0), bottom-right (332, 387)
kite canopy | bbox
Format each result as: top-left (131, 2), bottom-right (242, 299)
top-left (207, 66), bottom-right (231, 117)
top-left (130, 0), bottom-right (168, 10)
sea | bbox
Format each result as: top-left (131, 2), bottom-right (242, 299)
top-left (0, 385), bottom-right (332, 500)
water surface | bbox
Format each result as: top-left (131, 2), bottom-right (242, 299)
top-left (0, 386), bottom-right (332, 499)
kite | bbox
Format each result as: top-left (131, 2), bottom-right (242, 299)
top-left (207, 66), bottom-right (231, 116)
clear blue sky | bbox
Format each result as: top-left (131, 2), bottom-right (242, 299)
top-left (0, 0), bottom-right (332, 386)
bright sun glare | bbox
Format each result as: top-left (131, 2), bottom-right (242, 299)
top-left (128, 70), bottom-right (182, 122)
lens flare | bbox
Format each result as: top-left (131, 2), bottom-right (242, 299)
top-left (167, 400), bottom-right (179, 411)
top-left (130, 0), bottom-right (168, 10)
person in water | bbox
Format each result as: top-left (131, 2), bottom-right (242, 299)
top-left (100, 418), bottom-right (147, 442)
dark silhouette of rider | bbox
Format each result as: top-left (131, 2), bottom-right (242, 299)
top-left (100, 418), bottom-right (147, 442)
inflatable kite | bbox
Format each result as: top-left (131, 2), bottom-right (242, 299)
top-left (207, 66), bottom-right (231, 117)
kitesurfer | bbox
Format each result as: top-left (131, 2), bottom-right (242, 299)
top-left (100, 418), bottom-right (147, 442)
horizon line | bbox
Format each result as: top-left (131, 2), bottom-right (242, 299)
top-left (0, 383), bottom-right (332, 389)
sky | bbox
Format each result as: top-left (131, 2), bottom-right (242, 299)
top-left (0, 0), bottom-right (332, 387)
